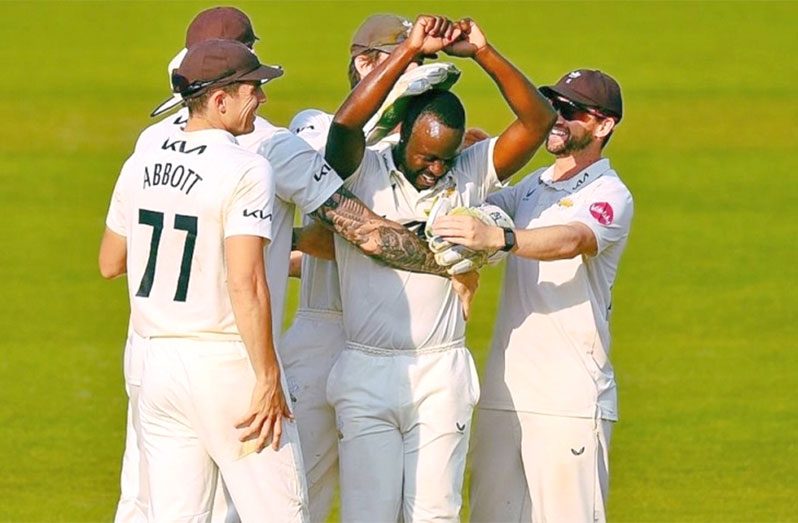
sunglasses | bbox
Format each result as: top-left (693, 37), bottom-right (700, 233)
top-left (549, 96), bottom-right (608, 122)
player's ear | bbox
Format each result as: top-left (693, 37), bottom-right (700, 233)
top-left (210, 88), bottom-right (228, 114)
top-left (594, 117), bottom-right (616, 140)
top-left (354, 54), bottom-right (375, 79)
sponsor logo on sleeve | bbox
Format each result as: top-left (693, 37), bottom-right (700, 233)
top-left (243, 209), bottom-right (272, 221)
top-left (314, 162), bottom-right (333, 182)
top-left (589, 202), bottom-right (614, 225)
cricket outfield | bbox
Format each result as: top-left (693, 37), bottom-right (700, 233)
top-left (0, 1), bottom-right (795, 521)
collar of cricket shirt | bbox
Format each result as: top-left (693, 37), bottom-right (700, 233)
top-left (540, 158), bottom-right (611, 193)
top-left (178, 128), bottom-right (239, 145)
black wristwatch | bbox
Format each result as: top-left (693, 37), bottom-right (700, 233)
top-left (500, 227), bottom-right (516, 252)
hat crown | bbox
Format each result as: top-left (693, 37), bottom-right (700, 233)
top-left (350, 14), bottom-right (411, 56)
top-left (186, 7), bottom-right (257, 47)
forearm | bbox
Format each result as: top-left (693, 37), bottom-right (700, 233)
top-left (334, 43), bottom-right (420, 130)
top-left (311, 188), bottom-right (447, 276)
top-left (228, 276), bottom-right (280, 381)
top-left (474, 44), bottom-right (554, 131)
top-left (292, 223), bottom-right (336, 260)
top-left (98, 227), bottom-right (127, 279)
top-left (513, 223), bottom-right (596, 260)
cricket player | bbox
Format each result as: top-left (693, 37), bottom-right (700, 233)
top-left (323, 15), bottom-right (556, 521)
top-left (432, 69), bottom-right (632, 523)
top-left (282, 13), bottom-right (467, 522)
top-left (114, 8), bottom-right (259, 523)
top-left (99, 39), bottom-right (307, 522)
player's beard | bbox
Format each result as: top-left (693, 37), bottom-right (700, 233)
top-left (546, 124), bottom-right (593, 157)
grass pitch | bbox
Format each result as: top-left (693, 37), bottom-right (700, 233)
top-left (0, 1), bottom-right (795, 521)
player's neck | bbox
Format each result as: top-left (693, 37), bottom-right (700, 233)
top-left (185, 114), bottom-right (224, 133)
top-left (550, 148), bottom-right (602, 182)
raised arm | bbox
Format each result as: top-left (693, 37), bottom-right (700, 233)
top-left (325, 15), bottom-right (460, 179)
top-left (444, 19), bottom-right (556, 181)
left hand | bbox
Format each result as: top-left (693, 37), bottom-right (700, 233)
top-left (431, 215), bottom-right (504, 252)
top-left (407, 15), bottom-right (462, 57)
top-left (236, 372), bottom-right (293, 452)
top-left (443, 18), bottom-right (488, 58)
top-left (451, 270), bottom-right (479, 321)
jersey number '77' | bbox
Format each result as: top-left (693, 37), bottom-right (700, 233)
top-left (135, 208), bottom-right (198, 302)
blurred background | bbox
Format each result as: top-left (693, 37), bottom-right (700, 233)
top-left (0, 1), bottom-right (795, 520)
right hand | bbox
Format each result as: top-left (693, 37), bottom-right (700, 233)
top-left (443, 18), bottom-right (488, 58)
top-left (406, 15), bottom-right (461, 57)
top-left (236, 372), bottom-right (292, 452)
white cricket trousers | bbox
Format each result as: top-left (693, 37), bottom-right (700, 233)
top-left (115, 331), bottom-right (148, 523)
top-left (469, 409), bottom-right (613, 523)
top-left (115, 332), bottom-right (239, 523)
top-left (280, 309), bottom-right (346, 523)
top-left (138, 337), bottom-right (309, 523)
top-left (327, 341), bottom-right (480, 523)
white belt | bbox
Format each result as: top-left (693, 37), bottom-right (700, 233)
top-left (295, 308), bottom-right (343, 321)
top-left (345, 337), bottom-right (465, 356)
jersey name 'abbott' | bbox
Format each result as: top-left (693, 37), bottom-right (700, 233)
top-left (142, 162), bottom-right (203, 195)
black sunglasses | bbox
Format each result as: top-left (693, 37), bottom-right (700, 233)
top-left (550, 96), bottom-right (608, 122)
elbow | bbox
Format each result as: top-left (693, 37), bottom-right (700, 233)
top-left (98, 260), bottom-right (123, 279)
top-left (541, 106), bottom-right (557, 133)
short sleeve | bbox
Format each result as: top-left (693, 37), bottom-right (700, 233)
top-left (485, 169), bottom-right (544, 220)
top-left (290, 109), bottom-right (334, 153)
top-left (224, 158), bottom-right (275, 241)
top-left (571, 181), bottom-right (634, 254)
top-left (258, 130), bottom-right (343, 215)
top-left (105, 162), bottom-right (131, 236)
top-left (341, 147), bottom-right (384, 198)
top-left (452, 137), bottom-right (500, 200)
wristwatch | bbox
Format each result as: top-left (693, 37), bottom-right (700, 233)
top-left (500, 227), bottom-right (516, 252)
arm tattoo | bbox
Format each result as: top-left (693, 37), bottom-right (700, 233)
top-left (311, 187), bottom-right (448, 276)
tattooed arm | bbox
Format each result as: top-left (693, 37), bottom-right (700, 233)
top-left (309, 186), bottom-right (448, 276)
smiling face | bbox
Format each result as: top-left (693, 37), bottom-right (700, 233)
top-left (396, 114), bottom-right (464, 190)
top-left (545, 115), bottom-right (596, 157)
top-left (221, 81), bottom-right (266, 136)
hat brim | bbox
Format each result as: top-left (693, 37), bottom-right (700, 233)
top-left (150, 93), bottom-right (185, 118)
top-left (239, 63), bottom-right (284, 83)
top-left (350, 43), bottom-right (436, 59)
top-left (540, 85), bottom-right (598, 109)
top-left (151, 64), bottom-right (284, 117)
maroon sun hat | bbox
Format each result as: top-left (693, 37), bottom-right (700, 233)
top-left (172, 39), bottom-right (283, 99)
top-left (185, 7), bottom-right (258, 48)
top-left (350, 14), bottom-right (412, 57)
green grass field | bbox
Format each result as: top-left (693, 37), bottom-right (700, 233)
top-left (1, 1), bottom-right (796, 521)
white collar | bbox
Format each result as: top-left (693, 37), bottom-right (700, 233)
top-left (540, 158), bottom-right (611, 193)
top-left (178, 128), bottom-right (239, 145)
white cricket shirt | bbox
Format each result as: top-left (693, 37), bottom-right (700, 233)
top-left (134, 109), bottom-right (342, 333)
top-left (107, 128), bottom-right (274, 339)
top-left (335, 138), bottom-right (499, 350)
top-left (481, 158), bottom-right (633, 420)
top-left (289, 109), bottom-right (342, 313)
